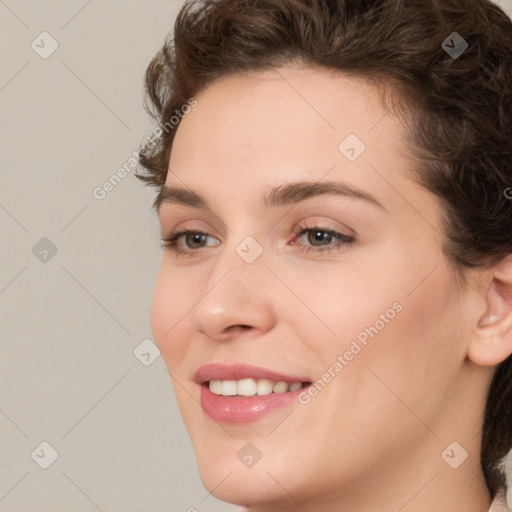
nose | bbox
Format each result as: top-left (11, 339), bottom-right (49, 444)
top-left (190, 250), bottom-right (276, 342)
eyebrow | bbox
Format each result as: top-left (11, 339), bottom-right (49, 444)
top-left (155, 180), bottom-right (387, 213)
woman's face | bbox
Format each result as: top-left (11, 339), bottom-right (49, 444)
top-left (151, 66), bottom-right (480, 509)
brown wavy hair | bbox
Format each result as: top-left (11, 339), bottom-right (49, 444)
top-left (136, 0), bottom-right (512, 498)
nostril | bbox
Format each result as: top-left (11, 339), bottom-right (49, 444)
top-left (226, 324), bottom-right (252, 332)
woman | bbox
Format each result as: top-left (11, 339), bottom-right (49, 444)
top-left (136, 0), bottom-right (512, 510)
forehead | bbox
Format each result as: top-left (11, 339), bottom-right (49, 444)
top-left (173, 66), bottom-right (392, 147)
top-left (164, 66), bottom-right (415, 212)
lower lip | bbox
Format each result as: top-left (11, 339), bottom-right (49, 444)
top-left (200, 384), bottom-right (306, 423)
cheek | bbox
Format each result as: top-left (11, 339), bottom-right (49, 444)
top-left (150, 265), bottom-right (196, 365)
top-left (336, 261), bottom-right (464, 426)
top-left (287, 247), bottom-right (462, 394)
top-left (275, 260), bottom-right (406, 363)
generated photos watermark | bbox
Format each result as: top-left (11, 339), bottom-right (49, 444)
top-left (298, 301), bottom-right (403, 405)
top-left (92, 97), bottom-right (198, 201)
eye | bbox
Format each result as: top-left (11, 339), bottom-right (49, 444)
top-left (161, 229), bottom-right (220, 257)
top-left (291, 224), bottom-right (355, 254)
top-left (160, 224), bottom-right (355, 257)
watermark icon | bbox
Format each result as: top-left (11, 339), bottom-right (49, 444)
top-left (237, 442), bottom-right (263, 468)
top-left (298, 301), bottom-right (403, 405)
top-left (32, 237), bottom-right (58, 263)
top-left (442, 32), bottom-right (468, 59)
top-left (504, 187), bottom-right (512, 200)
top-left (338, 133), bottom-right (366, 161)
top-left (92, 97), bottom-right (198, 201)
top-left (441, 441), bottom-right (468, 469)
top-left (31, 31), bottom-right (59, 59)
top-left (31, 441), bottom-right (59, 469)
top-left (133, 338), bottom-right (161, 367)
top-left (236, 236), bottom-right (263, 263)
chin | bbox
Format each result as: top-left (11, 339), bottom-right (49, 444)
top-left (196, 461), bottom-right (291, 507)
top-left (189, 430), bottom-right (300, 507)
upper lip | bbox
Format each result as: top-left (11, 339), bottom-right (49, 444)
top-left (194, 363), bottom-right (311, 384)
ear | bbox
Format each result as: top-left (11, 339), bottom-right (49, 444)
top-left (467, 255), bottom-right (512, 366)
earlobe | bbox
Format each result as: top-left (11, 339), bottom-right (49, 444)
top-left (467, 256), bottom-right (512, 367)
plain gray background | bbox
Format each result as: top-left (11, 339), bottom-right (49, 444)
top-left (1, 1), bottom-right (235, 510)
top-left (1, 1), bottom-right (511, 511)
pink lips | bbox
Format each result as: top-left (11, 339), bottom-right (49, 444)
top-left (194, 363), bottom-right (311, 424)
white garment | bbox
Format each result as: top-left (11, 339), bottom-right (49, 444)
top-left (490, 447), bottom-right (512, 511)
top-left (489, 487), bottom-right (509, 512)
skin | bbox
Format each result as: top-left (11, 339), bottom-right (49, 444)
top-left (151, 65), bottom-right (512, 512)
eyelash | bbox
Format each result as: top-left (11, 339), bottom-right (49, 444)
top-left (161, 223), bottom-right (355, 258)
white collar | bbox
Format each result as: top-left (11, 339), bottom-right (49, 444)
top-left (489, 487), bottom-right (509, 512)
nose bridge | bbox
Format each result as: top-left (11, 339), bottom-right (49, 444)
top-left (190, 233), bottom-right (273, 338)
top-left (208, 229), bottom-right (268, 292)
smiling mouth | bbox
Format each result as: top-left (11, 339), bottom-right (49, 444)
top-left (196, 364), bottom-right (314, 423)
top-left (206, 378), bottom-right (312, 397)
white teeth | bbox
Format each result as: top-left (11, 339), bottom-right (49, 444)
top-left (272, 381), bottom-right (288, 394)
top-left (288, 382), bottom-right (302, 392)
top-left (209, 379), bottom-right (222, 395)
top-left (221, 380), bottom-right (237, 396)
top-left (208, 378), bottom-right (305, 397)
top-left (237, 378), bottom-right (257, 396)
top-left (256, 378), bottom-right (274, 396)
